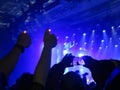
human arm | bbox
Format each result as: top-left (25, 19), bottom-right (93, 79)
top-left (33, 29), bottom-right (57, 87)
top-left (0, 32), bottom-right (31, 77)
top-left (45, 53), bottom-right (75, 90)
top-left (82, 56), bottom-right (117, 88)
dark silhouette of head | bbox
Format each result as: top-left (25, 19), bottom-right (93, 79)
top-left (10, 73), bottom-right (33, 90)
top-left (60, 71), bottom-right (85, 90)
top-left (104, 67), bottom-right (120, 90)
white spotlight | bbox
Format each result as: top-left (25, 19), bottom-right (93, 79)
top-left (101, 40), bottom-right (104, 43)
top-left (99, 47), bottom-right (102, 50)
top-left (84, 42), bottom-right (87, 45)
top-left (103, 30), bottom-right (106, 33)
top-left (65, 36), bottom-right (68, 39)
top-left (63, 50), bottom-right (69, 55)
top-left (79, 47), bottom-right (82, 50)
top-left (78, 53), bottom-right (84, 57)
top-left (92, 30), bottom-right (95, 33)
top-left (111, 26), bottom-right (114, 29)
top-left (115, 45), bottom-right (118, 47)
top-left (83, 33), bottom-right (86, 36)
top-left (73, 33), bottom-right (75, 36)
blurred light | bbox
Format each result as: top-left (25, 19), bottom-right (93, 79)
top-left (115, 45), bottom-right (118, 47)
top-left (87, 78), bottom-right (90, 83)
top-left (101, 40), bottom-right (104, 43)
top-left (118, 25), bottom-right (120, 28)
top-left (84, 48), bottom-right (86, 51)
top-left (99, 47), bottom-right (102, 50)
top-left (83, 33), bottom-right (86, 36)
top-left (64, 43), bottom-right (66, 45)
top-left (91, 40), bottom-right (94, 43)
top-left (106, 46), bottom-right (108, 48)
top-left (103, 30), bottom-right (106, 33)
top-left (63, 50), bottom-right (69, 55)
top-left (65, 36), bottom-right (68, 39)
top-left (84, 42), bottom-right (87, 45)
top-left (78, 53), bottom-right (84, 57)
top-left (23, 30), bottom-right (27, 34)
top-left (48, 0), bottom-right (54, 3)
top-left (80, 68), bottom-right (83, 72)
top-left (92, 30), bottom-right (95, 33)
top-left (57, 36), bottom-right (59, 39)
top-left (111, 26), bottom-right (114, 29)
top-left (48, 29), bottom-right (51, 32)
top-left (79, 47), bottom-right (82, 50)
top-left (110, 37), bottom-right (112, 41)
top-left (73, 33), bottom-right (75, 36)
top-left (119, 38), bottom-right (120, 40)
top-left (30, 0), bottom-right (36, 4)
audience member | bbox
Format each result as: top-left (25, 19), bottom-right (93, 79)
top-left (81, 55), bottom-right (120, 89)
top-left (45, 53), bottom-right (86, 90)
top-left (104, 66), bottom-right (120, 90)
top-left (1, 29), bottom-right (120, 90)
top-left (10, 29), bottom-right (57, 90)
top-left (0, 31), bottom-right (31, 89)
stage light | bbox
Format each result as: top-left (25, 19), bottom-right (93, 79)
top-left (110, 37), bottom-right (112, 41)
top-left (78, 53), bottom-right (84, 57)
top-left (119, 38), bottom-right (120, 40)
top-left (73, 33), bottom-right (75, 36)
top-left (63, 50), bottom-right (69, 55)
top-left (64, 43), bottom-right (66, 45)
top-left (115, 45), bottom-right (118, 47)
top-left (65, 36), bottom-right (68, 39)
top-left (57, 36), bottom-right (59, 39)
top-left (103, 30), bottom-right (106, 33)
top-left (48, 0), bottom-right (54, 3)
top-left (79, 47), bottom-right (82, 50)
top-left (92, 30), bottom-right (95, 33)
top-left (91, 40), bottom-right (94, 43)
top-left (99, 47), bottom-right (102, 50)
top-left (83, 33), bottom-right (86, 36)
top-left (84, 42), bottom-right (87, 45)
top-left (101, 40), bottom-right (104, 43)
top-left (106, 46), bottom-right (108, 48)
top-left (111, 26), bottom-right (114, 29)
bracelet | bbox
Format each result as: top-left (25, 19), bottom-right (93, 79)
top-left (15, 44), bottom-right (25, 53)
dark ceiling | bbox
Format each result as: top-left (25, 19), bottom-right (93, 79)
top-left (0, 0), bottom-right (120, 41)
top-left (0, 0), bottom-right (120, 29)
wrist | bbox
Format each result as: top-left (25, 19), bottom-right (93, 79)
top-left (15, 44), bottom-right (25, 53)
top-left (44, 43), bottom-right (53, 49)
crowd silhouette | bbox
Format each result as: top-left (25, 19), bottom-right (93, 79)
top-left (0, 29), bottom-right (120, 90)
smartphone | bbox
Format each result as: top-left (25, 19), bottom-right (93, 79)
top-left (72, 57), bottom-right (85, 65)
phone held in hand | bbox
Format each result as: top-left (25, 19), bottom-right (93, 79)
top-left (72, 57), bottom-right (85, 66)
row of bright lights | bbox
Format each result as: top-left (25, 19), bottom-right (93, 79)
top-left (63, 25), bottom-right (120, 84)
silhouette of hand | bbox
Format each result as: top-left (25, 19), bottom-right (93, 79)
top-left (16, 32), bottom-right (31, 48)
top-left (43, 29), bottom-right (57, 48)
top-left (60, 53), bottom-right (75, 67)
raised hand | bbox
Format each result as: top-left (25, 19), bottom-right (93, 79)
top-left (43, 29), bottom-right (57, 48)
top-left (60, 53), bottom-right (75, 67)
top-left (16, 31), bottom-right (31, 48)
